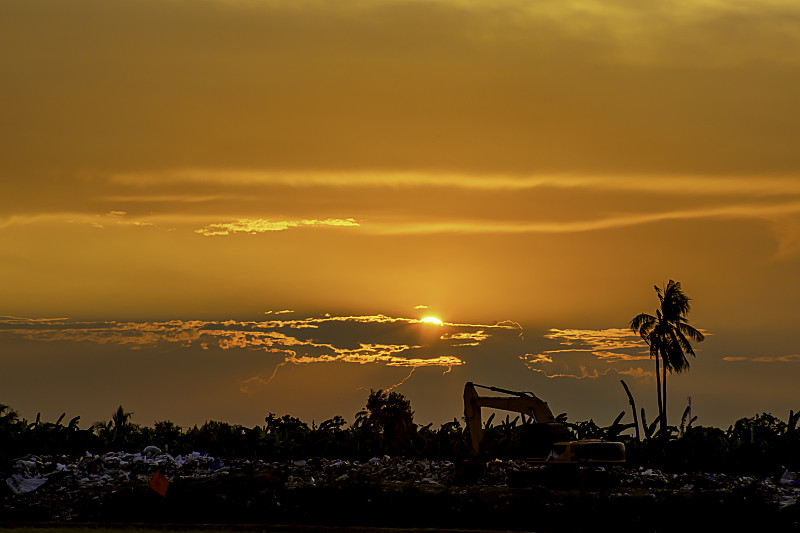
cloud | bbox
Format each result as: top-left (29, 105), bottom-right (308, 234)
top-left (0, 313), bottom-right (517, 392)
top-left (110, 171), bottom-right (800, 196)
top-left (618, 367), bottom-right (653, 380)
top-left (0, 212), bottom-right (160, 231)
top-left (520, 354), bottom-right (616, 380)
top-left (521, 327), bottom-right (651, 379)
top-left (0, 316), bottom-right (69, 324)
top-left (440, 331), bottom-right (490, 347)
top-left (195, 218), bottom-right (359, 236)
top-left (361, 201), bottom-right (800, 236)
top-left (238, 376), bottom-right (272, 395)
top-left (729, 354), bottom-right (800, 363)
top-left (593, 351), bottom-right (651, 363)
top-left (384, 368), bottom-right (417, 392)
top-left (4, 174), bottom-right (800, 266)
top-left (545, 328), bottom-right (646, 351)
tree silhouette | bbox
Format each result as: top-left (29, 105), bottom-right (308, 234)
top-left (364, 389), bottom-right (416, 455)
top-left (630, 280), bottom-right (704, 436)
top-left (94, 405), bottom-right (139, 449)
top-left (111, 405), bottom-right (133, 431)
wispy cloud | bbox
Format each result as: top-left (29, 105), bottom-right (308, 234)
top-left (385, 368), bottom-right (418, 392)
top-left (0, 212), bottom-right (158, 231)
top-left (363, 201), bottom-right (800, 236)
top-left (618, 367), bottom-right (653, 380)
top-left (110, 171), bottom-right (800, 196)
top-left (726, 354), bottom-right (800, 363)
top-left (521, 328), bottom-right (652, 380)
top-left (0, 316), bottom-right (69, 324)
top-left (440, 330), bottom-right (490, 347)
top-left (6, 173), bottom-right (800, 258)
top-left (195, 218), bottom-right (359, 236)
top-left (544, 328), bottom-right (646, 351)
top-left (1, 313), bottom-right (519, 392)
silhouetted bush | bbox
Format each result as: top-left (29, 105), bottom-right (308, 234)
top-left (1, 396), bottom-right (798, 477)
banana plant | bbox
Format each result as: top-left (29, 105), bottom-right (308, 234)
top-left (679, 399), bottom-right (697, 437)
top-left (620, 380), bottom-right (641, 441)
top-left (787, 410), bottom-right (799, 432)
top-left (640, 408), bottom-right (659, 440)
top-left (604, 410), bottom-right (636, 439)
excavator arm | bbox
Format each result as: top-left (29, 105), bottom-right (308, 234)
top-left (463, 381), bottom-right (625, 463)
top-left (464, 382), bottom-right (560, 455)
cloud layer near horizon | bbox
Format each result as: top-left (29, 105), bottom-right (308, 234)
top-left (0, 313), bottom-right (524, 392)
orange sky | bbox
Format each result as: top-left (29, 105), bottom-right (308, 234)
top-left (1, 0), bottom-right (799, 431)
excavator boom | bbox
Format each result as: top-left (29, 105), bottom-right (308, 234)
top-left (465, 382), bottom-right (560, 455)
top-left (463, 381), bottom-right (625, 463)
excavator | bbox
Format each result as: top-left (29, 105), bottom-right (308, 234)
top-left (464, 382), bottom-right (625, 463)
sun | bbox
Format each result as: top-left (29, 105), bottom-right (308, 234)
top-left (420, 316), bottom-right (444, 326)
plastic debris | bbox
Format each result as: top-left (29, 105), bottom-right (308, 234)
top-left (149, 469), bottom-right (169, 497)
top-left (6, 474), bottom-right (47, 494)
top-left (3, 450), bottom-right (800, 523)
top-left (779, 469), bottom-right (799, 487)
top-left (142, 445), bottom-right (162, 458)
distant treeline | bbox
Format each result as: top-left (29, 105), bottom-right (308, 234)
top-left (2, 390), bottom-right (799, 476)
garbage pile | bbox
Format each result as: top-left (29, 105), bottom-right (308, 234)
top-left (3, 447), bottom-right (234, 520)
top-left (6, 449), bottom-right (226, 491)
top-left (3, 450), bottom-right (799, 527)
top-left (616, 466), bottom-right (800, 509)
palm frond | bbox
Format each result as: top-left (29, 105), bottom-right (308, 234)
top-left (664, 329), bottom-right (690, 372)
top-left (674, 328), bottom-right (696, 357)
top-left (630, 313), bottom-right (656, 338)
top-left (649, 335), bottom-right (659, 359)
top-left (660, 280), bottom-right (692, 319)
top-left (677, 322), bottom-right (705, 342)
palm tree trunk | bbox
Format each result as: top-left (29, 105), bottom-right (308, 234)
top-left (662, 360), bottom-right (668, 436)
top-left (654, 352), bottom-right (663, 435)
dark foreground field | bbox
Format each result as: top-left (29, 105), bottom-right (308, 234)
top-left (3, 453), bottom-right (799, 532)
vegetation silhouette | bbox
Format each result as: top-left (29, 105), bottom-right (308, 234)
top-left (630, 280), bottom-right (704, 436)
top-left (2, 395), bottom-right (799, 477)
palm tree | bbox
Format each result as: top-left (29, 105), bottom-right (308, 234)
top-left (630, 280), bottom-right (704, 436)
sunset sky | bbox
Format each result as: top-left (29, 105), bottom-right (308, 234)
top-left (2, 0), bottom-right (799, 432)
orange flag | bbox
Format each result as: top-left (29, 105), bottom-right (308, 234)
top-left (149, 469), bottom-right (169, 497)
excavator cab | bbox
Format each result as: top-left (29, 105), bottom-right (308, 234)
top-left (520, 421), bottom-right (571, 457)
top-left (463, 381), bottom-right (625, 463)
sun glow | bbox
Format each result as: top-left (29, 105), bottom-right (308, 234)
top-left (420, 316), bottom-right (444, 326)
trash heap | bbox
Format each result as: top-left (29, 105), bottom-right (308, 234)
top-left (3, 447), bottom-right (233, 521)
top-left (3, 450), bottom-right (799, 529)
top-left (616, 467), bottom-right (800, 508)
